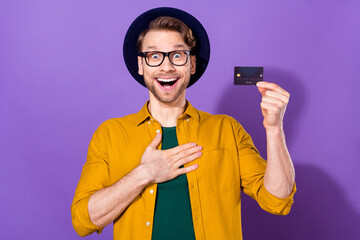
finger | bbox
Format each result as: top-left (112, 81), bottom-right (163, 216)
top-left (262, 96), bottom-right (286, 108)
top-left (148, 133), bottom-right (162, 149)
top-left (166, 142), bottom-right (198, 156)
top-left (260, 101), bottom-right (280, 113)
top-left (173, 145), bottom-right (202, 162)
top-left (264, 90), bottom-right (289, 104)
top-left (257, 85), bottom-right (267, 97)
top-left (176, 164), bottom-right (199, 176)
top-left (174, 151), bottom-right (202, 167)
top-left (256, 82), bottom-right (290, 97)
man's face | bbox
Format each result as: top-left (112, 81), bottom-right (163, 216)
top-left (137, 30), bottom-right (196, 104)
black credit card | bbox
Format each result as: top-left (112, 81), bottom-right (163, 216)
top-left (234, 67), bottom-right (263, 85)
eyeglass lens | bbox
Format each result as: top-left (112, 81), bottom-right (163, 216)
top-left (145, 51), bottom-right (188, 66)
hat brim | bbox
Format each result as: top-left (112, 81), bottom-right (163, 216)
top-left (123, 7), bottom-right (210, 88)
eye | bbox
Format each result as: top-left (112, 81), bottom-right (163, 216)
top-left (173, 53), bottom-right (182, 58)
top-left (150, 53), bottom-right (160, 59)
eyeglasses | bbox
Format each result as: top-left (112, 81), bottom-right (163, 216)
top-left (139, 50), bottom-right (191, 67)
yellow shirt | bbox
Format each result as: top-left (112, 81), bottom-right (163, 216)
top-left (71, 101), bottom-right (296, 240)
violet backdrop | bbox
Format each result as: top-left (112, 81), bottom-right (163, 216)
top-left (1, 0), bottom-right (359, 239)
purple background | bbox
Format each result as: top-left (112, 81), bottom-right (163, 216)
top-left (1, 0), bottom-right (359, 239)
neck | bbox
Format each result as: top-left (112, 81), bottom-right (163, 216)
top-left (148, 94), bottom-right (186, 127)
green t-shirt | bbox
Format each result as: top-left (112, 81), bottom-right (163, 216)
top-left (151, 126), bottom-right (196, 240)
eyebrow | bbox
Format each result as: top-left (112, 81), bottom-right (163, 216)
top-left (145, 46), bottom-right (157, 50)
top-left (173, 44), bottom-right (187, 49)
top-left (145, 44), bottom-right (188, 51)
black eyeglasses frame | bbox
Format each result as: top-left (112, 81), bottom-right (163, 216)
top-left (139, 50), bottom-right (192, 67)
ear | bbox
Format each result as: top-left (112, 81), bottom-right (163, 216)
top-left (190, 55), bottom-right (196, 75)
top-left (138, 56), bottom-right (144, 75)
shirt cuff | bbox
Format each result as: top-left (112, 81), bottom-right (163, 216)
top-left (258, 182), bottom-right (297, 215)
top-left (73, 197), bottom-right (105, 236)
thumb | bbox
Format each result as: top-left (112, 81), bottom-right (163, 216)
top-left (257, 85), bottom-right (267, 97)
top-left (148, 133), bottom-right (162, 149)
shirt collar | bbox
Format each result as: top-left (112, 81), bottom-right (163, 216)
top-left (135, 100), bottom-right (200, 126)
top-left (181, 100), bottom-right (200, 122)
top-left (135, 101), bottom-right (152, 126)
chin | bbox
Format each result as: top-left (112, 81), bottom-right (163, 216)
top-left (152, 90), bottom-right (185, 104)
top-left (145, 78), bottom-right (189, 104)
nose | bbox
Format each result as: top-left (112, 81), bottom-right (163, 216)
top-left (159, 55), bottom-right (176, 72)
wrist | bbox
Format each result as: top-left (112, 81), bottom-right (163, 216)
top-left (131, 164), bottom-right (154, 186)
top-left (265, 126), bottom-right (284, 137)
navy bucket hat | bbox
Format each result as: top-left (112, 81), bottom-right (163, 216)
top-left (123, 7), bottom-right (210, 88)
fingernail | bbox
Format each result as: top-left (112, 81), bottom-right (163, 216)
top-left (197, 146), bottom-right (202, 150)
top-left (257, 82), bottom-right (263, 86)
top-left (192, 143), bottom-right (197, 146)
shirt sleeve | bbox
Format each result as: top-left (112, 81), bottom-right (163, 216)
top-left (233, 118), bottom-right (296, 215)
top-left (71, 123), bottom-right (111, 236)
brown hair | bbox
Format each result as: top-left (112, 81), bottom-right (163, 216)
top-left (136, 16), bottom-right (196, 52)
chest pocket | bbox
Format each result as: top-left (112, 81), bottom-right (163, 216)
top-left (199, 148), bottom-right (240, 192)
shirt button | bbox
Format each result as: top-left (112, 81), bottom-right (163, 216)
top-left (156, 129), bottom-right (160, 133)
top-left (147, 121), bottom-right (150, 124)
top-left (150, 189), bottom-right (154, 194)
top-left (186, 119), bottom-right (190, 122)
top-left (146, 221), bottom-right (151, 226)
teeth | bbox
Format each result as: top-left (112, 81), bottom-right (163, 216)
top-left (157, 78), bottom-right (177, 82)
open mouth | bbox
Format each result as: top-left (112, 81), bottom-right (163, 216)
top-left (156, 77), bottom-right (179, 88)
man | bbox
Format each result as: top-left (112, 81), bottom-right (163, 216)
top-left (71, 7), bottom-right (296, 240)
